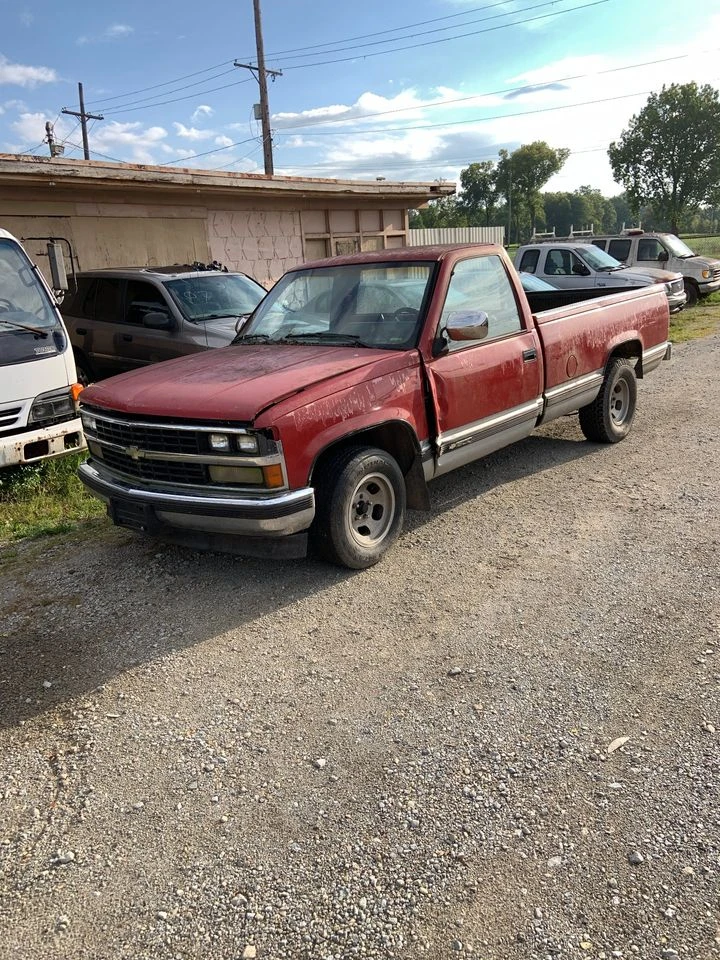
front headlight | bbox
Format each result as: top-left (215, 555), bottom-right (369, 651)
top-left (209, 432), bottom-right (231, 452)
top-left (236, 433), bottom-right (259, 454)
top-left (29, 389), bottom-right (75, 424)
top-left (80, 410), bottom-right (97, 433)
top-left (702, 269), bottom-right (711, 279)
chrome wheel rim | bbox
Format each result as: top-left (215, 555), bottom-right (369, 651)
top-left (610, 377), bottom-right (630, 425)
top-left (346, 473), bottom-right (395, 548)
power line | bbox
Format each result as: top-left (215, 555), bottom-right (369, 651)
top-left (85, 59), bottom-right (235, 107)
top-left (277, 146), bottom-right (610, 176)
top-left (92, 67), bottom-right (237, 114)
top-left (270, 0), bottom-right (597, 64)
top-left (279, 0), bottom-right (612, 71)
top-left (273, 49), bottom-right (719, 132)
top-left (272, 86), bottom-right (678, 140)
top-left (256, 0), bottom-right (530, 58)
top-left (165, 136), bottom-right (258, 165)
top-left (101, 77), bottom-right (252, 117)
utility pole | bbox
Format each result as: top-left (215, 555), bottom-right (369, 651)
top-left (61, 82), bottom-right (103, 160)
top-left (234, 0), bottom-right (281, 176)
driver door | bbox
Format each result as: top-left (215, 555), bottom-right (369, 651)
top-left (424, 255), bottom-right (543, 477)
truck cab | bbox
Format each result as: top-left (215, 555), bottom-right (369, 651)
top-left (0, 229), bottom-right (84, 468)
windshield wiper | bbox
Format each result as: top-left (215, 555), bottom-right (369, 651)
top-left (0, 317), bottom-right (48, 336)
top-left (234, 332), bottom-right (274, 344)
top-left (194, 312), bottom-right (247, 322)
top-left (597, 265), bottom-right (623, 272)
top-left (278, 332), bottom-right (372, 346)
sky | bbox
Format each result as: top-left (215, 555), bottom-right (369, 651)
top-left (1, 0), bottom-right (719, 198)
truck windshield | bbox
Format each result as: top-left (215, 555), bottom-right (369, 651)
top-left (0, 238), bottom-right (65, 367)
top-left (577, 246), bottom-right (623, 272)
top-left (236, 262), bottom-right (434, 350)
top-left (164, 273), bottom-right (266, 322)
top-left (663, 235), bottom-right (696, 258)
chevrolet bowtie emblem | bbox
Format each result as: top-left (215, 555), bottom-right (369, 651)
top-left (126, 445), bottom-right (141, 460)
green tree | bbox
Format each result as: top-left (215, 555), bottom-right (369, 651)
top-left (459, 161), bottom-right (499, 226)
top-left (502, 141), bottom-right (570, 239)
top-left (409, 195), bottom-right (467, 229)
top-left (608, 82), bottom-right (720, 234)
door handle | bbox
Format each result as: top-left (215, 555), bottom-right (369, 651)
top-left (121, 334), bottom-right (133, 342)
top-left (76, 327), bottom-right (87, 335)
top-left (522, 348), bottom-right (537, 362)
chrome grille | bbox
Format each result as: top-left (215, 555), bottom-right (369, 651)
top-left (0, 406), bottom-right (23, 431)
top-left (100, 447), bottom-right (208, 485)
top-left (92, 416), bottom-right (202, 455)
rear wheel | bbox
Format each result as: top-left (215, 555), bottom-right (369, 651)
top-left (579, 358), bottom-right (637, 443)
top-left (311, 446), bottom-right (406, 569)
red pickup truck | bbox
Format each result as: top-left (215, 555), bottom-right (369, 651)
top-left (78, 244), bottom-right (670, 568)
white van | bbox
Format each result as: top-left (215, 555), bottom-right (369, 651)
top-left (589, 231), bottom-right (720, 306)
top-left (0, 229), bottom-right (85, 468)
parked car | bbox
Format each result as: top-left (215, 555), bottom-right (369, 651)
top-left (0, 229), bottom-right (84, 468)
top-left (515, 241), bottom-right (687, 313)
top-left (589, 230), bottom-right (720, 306)
top-left (78, 244), bottom-right (670, 568)
top-left (61, 265), bottom-right (268, 383)
top-left (518, 272), bottom-right (559, 292)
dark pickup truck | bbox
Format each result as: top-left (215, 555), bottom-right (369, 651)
top-left (78, 244), bottom-right (671, 568)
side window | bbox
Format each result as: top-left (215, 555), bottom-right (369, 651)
top-left (63, 278), bottom-right (97, 318)
top-left (544, 249), bottom-right (576, 276)
top-left (94, 279), bottom-right (124, 324)
top-left (519, 249), bottom-right (540, 274)
top-left (591, 239), bottom-right (607, 250)
top-left (439, 255), bottom-right (522, 350)
top-left (125, 280), bottom-right (170, 326)
top-left (608, 239), bottom-right (631, 261)
top-left (637, 238), bottom-right (664, 261)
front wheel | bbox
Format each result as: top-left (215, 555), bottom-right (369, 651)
top-left (579, 358), bottom-right (637, 443)
top-left (311, 446), bottom-right (406, 569)
top-left (683, 279), bottom-right (699, 308)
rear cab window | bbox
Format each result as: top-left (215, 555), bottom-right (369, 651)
top-left (518, 249), bottom-right (540, 274)
top-left (608, 239), bottom-right (632, 262)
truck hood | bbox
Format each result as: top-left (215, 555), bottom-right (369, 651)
top-left (81, 343), bottom-right (402, 422)
top-left (614, 266), bottom-right (681, 284)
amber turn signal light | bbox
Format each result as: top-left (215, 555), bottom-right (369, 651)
top-left (262, 464), bottom-right (285, 488)
top-left (70, 383), bottom-right (84, 402)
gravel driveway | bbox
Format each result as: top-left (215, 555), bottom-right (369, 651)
top-left (1, 335), bottom-right (718, 960)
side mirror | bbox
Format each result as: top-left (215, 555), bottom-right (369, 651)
top-left (143, 311), bottom-right (173, 330)
top-left (235, 313), bottom-right (251, 333)
top-left (47, 241), bottom-right (68, 291)
top-left (658, 250), bottom-right (669, 262)
top-left (572, 263), bottom-right (591, 276)
top-left (445, 310), bottom-right (489, 342)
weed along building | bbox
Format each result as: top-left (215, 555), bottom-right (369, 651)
top-left (0, 154), bottom-right (454, 287)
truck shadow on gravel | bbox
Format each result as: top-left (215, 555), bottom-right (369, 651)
top-left (0, 428), bottom-right (599, 730)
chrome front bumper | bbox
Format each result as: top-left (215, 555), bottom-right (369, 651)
top-left (78, 460), bottom-right (315, 540)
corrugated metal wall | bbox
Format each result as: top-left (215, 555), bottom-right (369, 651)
top-left (408, 226), bottom-right (506, 246)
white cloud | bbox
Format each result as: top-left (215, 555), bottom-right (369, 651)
top-left (191, 104), bottom-right (213, 123)
top-left (272, 90), bottom-right (430, 129)
top-left (77, 23), bottom-right (134, 45)
top-left (214, 135), bottom-right (234, 147)
top-left (0, 55), bottom-right (57, 87)
top-left (91, 121), bottom-right (168, 164)
top-left (173, 122), bottom-right (216, 141)
top-left (19, 11), bottom-right (34, 27)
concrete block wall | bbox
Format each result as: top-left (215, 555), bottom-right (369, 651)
top-left (207, 209), bottom-right (304, 287)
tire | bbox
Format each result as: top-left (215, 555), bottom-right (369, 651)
top-left (73, 351), bottom-right (93, 387)
top-left (579, 358), bottom-right (637, 443)
top-left (311, 446), bottom-right (406, 569)
top-left (683, 279), bottom-right (699, 307)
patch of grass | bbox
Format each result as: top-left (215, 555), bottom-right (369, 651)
top-left (0, 451), bottom-right (105, 542)
top-left (680, 235), bottom-right (720, 258)
top-left (670, 292), bottom-right (720, 343)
